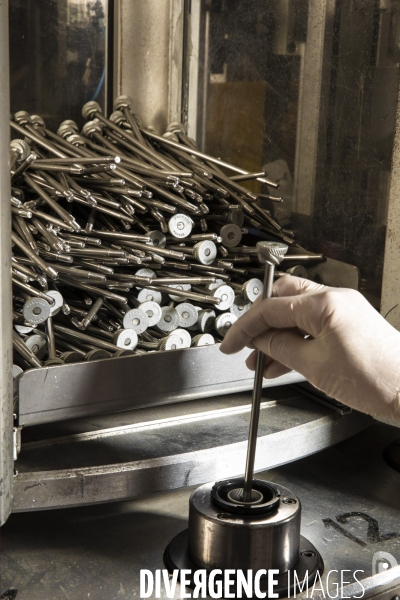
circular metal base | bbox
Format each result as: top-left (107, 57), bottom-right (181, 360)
top-left (164, 529), bottom-right (323, 598)
top-left (14, 387), bottom-right (371, 512)
top-left (383, 439), bottom-right (400, 473)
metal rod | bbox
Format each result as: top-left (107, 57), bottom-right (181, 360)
top-left (242, 262), bottom-right (275, 503)
top-left (53, 324), bottom-right (120, 352)
top-left (10, 121), bottom-right (67, 158)
top-left (145, 283), bottom-right (220, 305)
top-left (230, 171), bottom-right (267, 182)
top-left (79, 297), bottom-right (104, 330)
top-left (282, 254), bottom-right (325, 261)
top-left (46, 316), bottom-right (56, 358)
top-left (12, 277), bottom-right (55, 304)
top-left (13, 330), bottom-right (42, 369)
top-left (34, 156), bottom-right (118, 165)
top-left (11, 232), bottom-right (58, 279)
top-left (141, 129), bottom-right (279, 188)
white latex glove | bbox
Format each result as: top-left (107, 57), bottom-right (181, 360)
top-left (220, 276), bottom-right (400, 423)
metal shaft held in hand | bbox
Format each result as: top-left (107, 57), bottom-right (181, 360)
top-left (242, 242), bottom-right (288, 503)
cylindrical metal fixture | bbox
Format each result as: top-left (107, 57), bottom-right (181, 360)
top-left (187, 481), bottom-right (301, 572)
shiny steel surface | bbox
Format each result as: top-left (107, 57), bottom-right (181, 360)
top-left (17, 345), bottom-right (306, 425)
top-left (1, 423), bottom-right (398, 599)
top-left (243, 241), bottom-right (288, 502)
top-left (13, 387), bottom-right (371, 511)
top-left (188, 481), bottom-right (301, 571)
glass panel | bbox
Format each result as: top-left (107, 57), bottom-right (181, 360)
top-left (9, 0), bottom-right (109, 131)
top-left (195, 0), bottom-right (400, 307)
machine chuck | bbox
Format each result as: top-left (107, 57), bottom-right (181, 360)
top-left (164, 478), bottom-right (323, 597)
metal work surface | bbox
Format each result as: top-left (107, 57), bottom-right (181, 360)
top-left (1, 422), bottom-right (399, 599)
top-left (17, 345), bottom-right (306, 426)
top-left (13, 386), bottom-right (370, 511)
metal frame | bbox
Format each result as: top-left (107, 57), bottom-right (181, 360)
top-left (13, 392), bottom-right (371, 511)
top-left (2, 0), bottom-right (399, 522)
top-left (113, 0), bottom-right (185, 132)
top-left (381, 78), bottom-right (400, 328)
top-left (2, 422), bottom-right (399, 598)
top-left (293, 0), bottom-right (336, 217)
top-left (0, 0), bottom-right (14, 526)
top-left (17, 346), bottom-right (305, 426)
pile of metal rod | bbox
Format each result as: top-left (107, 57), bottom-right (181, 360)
top-left (10, 96), bottom-right (324, 371)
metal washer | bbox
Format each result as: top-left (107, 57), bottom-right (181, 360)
top-left (175, 302), bottom-right (198, 328)
top-left (138, 301), bottom-right (162, 327)
top-left (158, 334), bottom-right (181, 351)
top-left (22, 298), bottom-right (51, 325)
top-left (25, 334), bottom-right (47, 359)
top-left (220, 223), bottom-right (242, 248)
top-left (46, 290), bottom-right (64, 316)
top-left (215, 312), bottom-right (237, 337)
top-left (112, 329), bottom-right (138, 350)
top-left (168, 213), bottom-right (193, 238)
top-left (193, 240), bottom-right (217, 265)
top-left (84, 349), bottom-right (112, 362)
top-left (173, 329), bottom-right (192, 348)
top-left (59, 351), bottom-right (83, 364)
top-left (212, 284), bottom-right (235, 311)
top-left (191, 333), bottom-right (215, 346)
top-left (135, 268), bottom-right (157, 282)
top-left (137, 288), bottom-right (162, 305)
top-left (122, 308), bottom-right (149, 334)
top-left (230, 294), bottom-right (252, 318)
top-left (198, 309), bottom-right (216, 333)
top-left (157, 306), bottom-right (179, 333)
top-left (225, 208), bottom-right (244, 227)
top-left (287, 265), bottom-right (308, 278)
top-left (15, 324), bottom-right (35, 335)
top-left (146, 230), bottom-right (166, 248)
top-left (242, 278), bottom-right (264, 303)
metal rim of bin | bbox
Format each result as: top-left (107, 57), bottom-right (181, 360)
top-left (12, 401), bottom-right (371, 512)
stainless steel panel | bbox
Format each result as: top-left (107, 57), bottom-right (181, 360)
top-left (0, 422), bottom-right (397, 598)
top-left (13, 390), bottom-right (371, 511)
top-left (114, 0), bottom-right (184, 132)
top-left (17, 345), bottom-right (305, 426)
top-left (0, 0), bottom-right (15, 525)
top-left (188, 481), bottom-right (301, 571)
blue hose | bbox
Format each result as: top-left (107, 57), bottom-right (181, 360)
top-left (91, 24), bottom-right (106, 101)
top-left (91, 68), bottom-right (105, 101)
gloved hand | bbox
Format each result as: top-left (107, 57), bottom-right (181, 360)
top-left (220, 276), bottom-right (400, 423)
